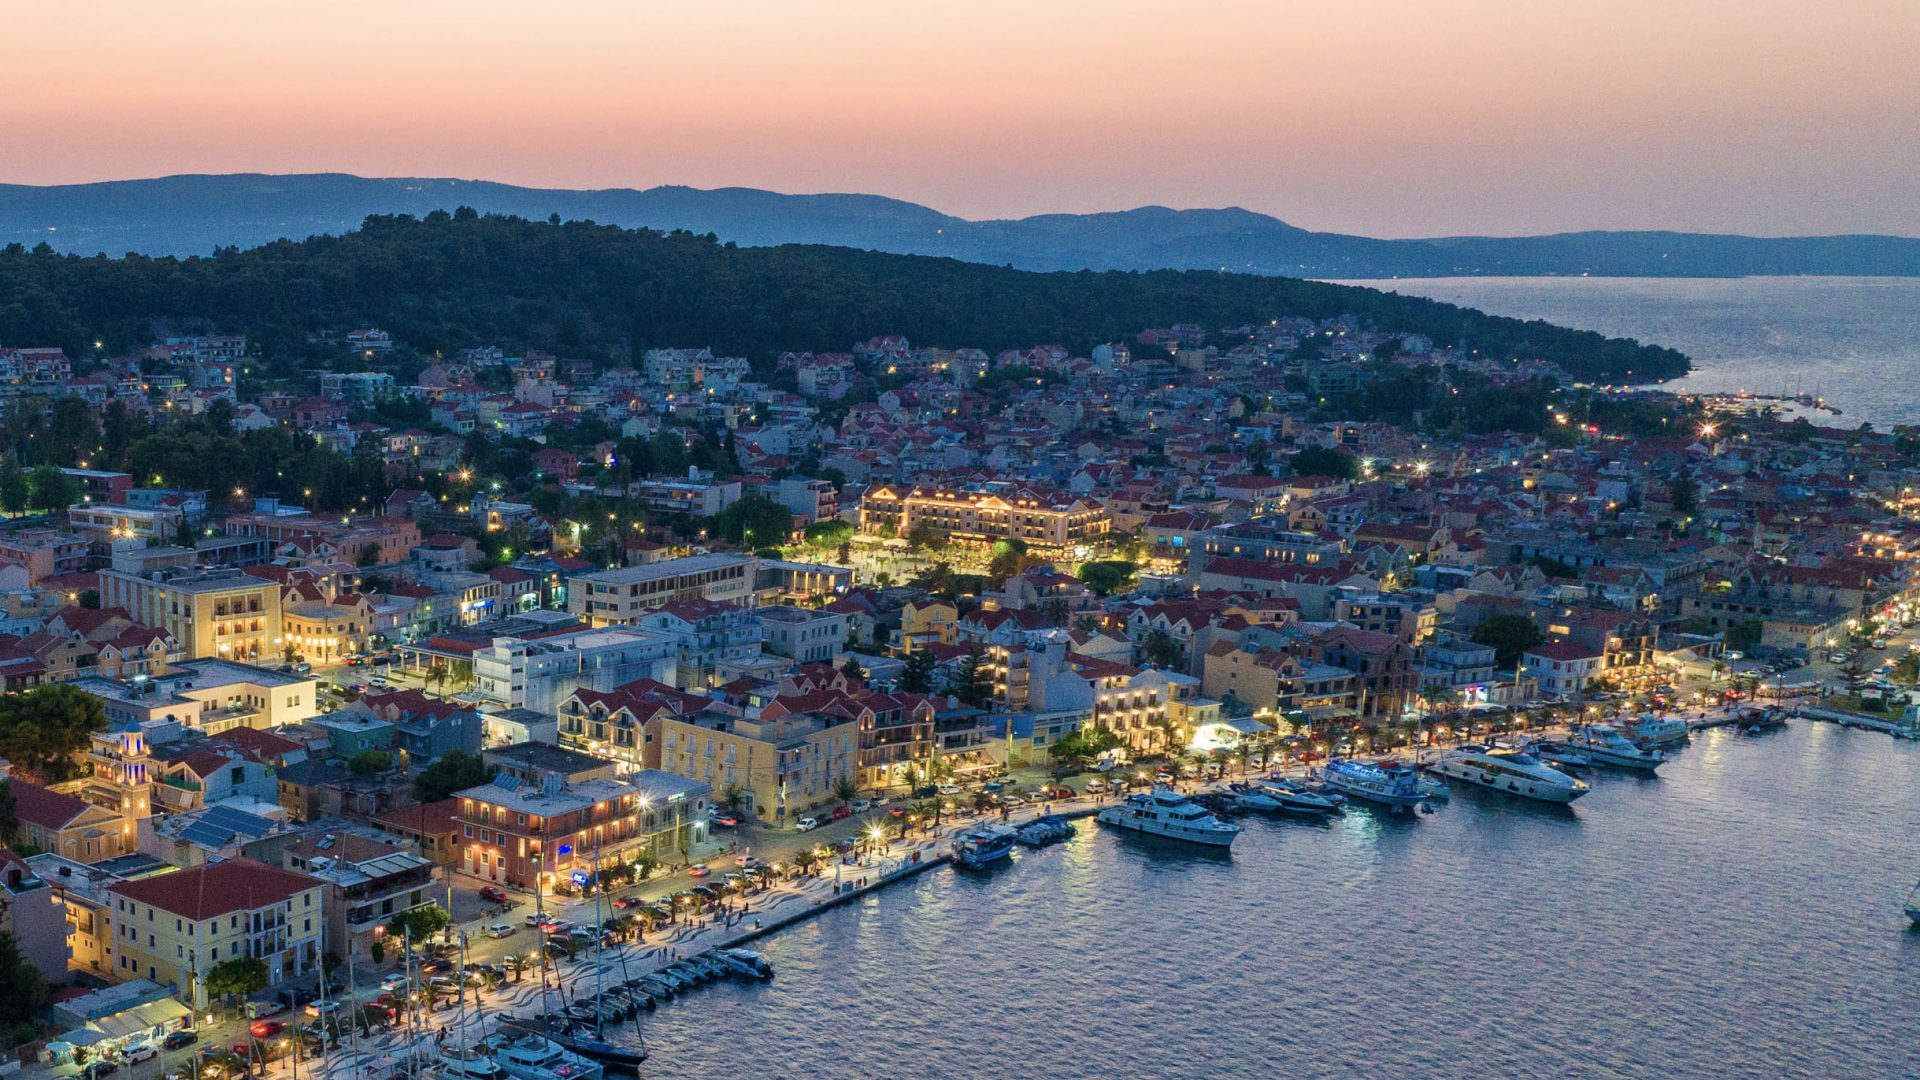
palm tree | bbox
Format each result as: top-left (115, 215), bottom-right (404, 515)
top-left (503, 952), bottom-right (529, 983)
top-left (831, 775), bottom-right (859, 805)
top-left (791, 847), bottom-right (822, 876)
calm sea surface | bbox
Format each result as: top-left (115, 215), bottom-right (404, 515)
top-left (1340, 276), bottom-right (1920, 428)
top-left (638, 723), bottom-right (1920, 1078)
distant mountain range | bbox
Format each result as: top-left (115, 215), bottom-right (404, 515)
top-left (3, 172), bottom-right (1917, 277)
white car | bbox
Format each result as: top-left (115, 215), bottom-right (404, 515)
top-left (379, 973), bottom-right (409, 992)
top-left (123, 1043), bottom-right (159, 1064)
top-left (245, 1000), bottom-right (287, 1019)
top-left (485, 923), bottom-right (517, 938)
top-left (794, 816), bottom-right (820, 832)
top-left (850, 798), bottom-right (873, 812)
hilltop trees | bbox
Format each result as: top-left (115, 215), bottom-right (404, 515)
top-left (0, 212), bottom-right (1688, 384)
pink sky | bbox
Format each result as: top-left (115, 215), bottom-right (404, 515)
top-left (6, 0), bottom-right (1916, 237)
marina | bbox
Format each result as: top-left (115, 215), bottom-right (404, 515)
top-left (637, 720), bottom-right (1920, 1078)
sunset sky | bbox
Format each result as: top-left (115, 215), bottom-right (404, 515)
top-left (7, 0), bottom-right (1916, 237)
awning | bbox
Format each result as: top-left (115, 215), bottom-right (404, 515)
top-left (91, 998), bottom-right (192, 1039)
top-left (56, 1029), bottom-right (109, 1047)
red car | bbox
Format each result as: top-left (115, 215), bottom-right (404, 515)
top-left (710, 814), bottom-right (740, 828)
top-left (478, 886), bottom-right (508, 904)
top-left (830, 805), bottom-right (852, 821)
top-left (248, 1020), bottom-right (286, 1039)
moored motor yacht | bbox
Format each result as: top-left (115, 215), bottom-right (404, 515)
top-left (480, 1032), bottom-right (605, 1080)
top-left (1568, 724), bottom-right (1666, 771)
top-left (1428, 745), bottom-right (1590, 804)
top-left (953, 824), bottom-right (1018, 867)
top-left (1096, 788), bottom-right (1241, 848)
top-left (1253, 780), bottom-right (1340, 817)
top-left (1316, 758), bottom-right (1427, 810)
top-left (1624, 713), bottom-right (1690, 748)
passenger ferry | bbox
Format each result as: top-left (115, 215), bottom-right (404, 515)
top-left (1568, 724), bottom-right (1666, 771)
top-left (1096, 789), bottom-right (1241, 848)
top-left (480, 1033), bottom-right (605, 1080)
top-left (1315, 759), bottom-right (1427, 810)
top-left (952, 824), bottom-right (1018, 866)
top-left (1428, 746), bottom-right (1589, 804)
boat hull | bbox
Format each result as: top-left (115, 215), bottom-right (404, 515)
top-left (1095, 809), bottom-right (1238, 848)
top-left (1430, 761), bottom-right (1588, 804)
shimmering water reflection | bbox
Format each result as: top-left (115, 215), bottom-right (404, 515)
top-left (640, 723), bottom-right (1920, 1079)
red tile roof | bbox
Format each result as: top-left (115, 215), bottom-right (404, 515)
top-left (106, 858), bottom-right (320, 919)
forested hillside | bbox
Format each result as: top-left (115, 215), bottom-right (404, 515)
top-left (0, 210), bottom-right (1690, 382)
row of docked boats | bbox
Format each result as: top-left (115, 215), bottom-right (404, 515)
top-left (952, 816), bottom-right (1081, 867)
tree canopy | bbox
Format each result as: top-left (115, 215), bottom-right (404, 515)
top-left (0, 685), bottom-right (108, 782)
top-left (1471, 615), bottom-right (1543, 669)
top-left (0, 212), bottom-right (1688, 384)
top-left (412, 749), bottom-right (495, 803)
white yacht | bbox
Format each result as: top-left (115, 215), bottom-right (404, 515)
top-left (480, 1033), bottom-right (605, 1080)
top-left (1096, 789), bottom-right (1240, 848)
top-left (438, 1047), bottom-right (508, 1080)
top-left (952, 824), bottom-right (1017, 867)
top-left (1568, 724), bottom-right (1666, 771)
top-left (1624, 713), bottom-right (1689, 748)
top-left (1428, 746), bottom-right (1590, 804)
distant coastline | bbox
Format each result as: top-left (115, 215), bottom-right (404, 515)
top-left (3, 172), bottom-right (1917, 278)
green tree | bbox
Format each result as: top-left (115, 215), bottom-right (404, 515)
top-left (0, 460), bottom-right (28, 516)
top-left (0, 931), bottom-right (49, 1045)
top-left (633, 849), bottom-right (660, 881)
top-left (1471, 615), bottom-right (1543, 669)
top-left (1142, 628), bottom-right (1184, 669)
top-left (952, 643), bottom-right (994, 708)
top-left (1669, 475), bottom-right (1699, 516)
top-left (831, 775), bottom-right (859, 804)
top-left (0, 684), bottom-right (109, 782)
top-left (1076, 560), bottom-right (1137, 596)
top-left (839, 656), bottom-right (864, 681)
top-left (347, 749), bottom-right (393, 778)
top-left (804, 519), bottom-right (854, 550)
top-left (713, 495), bottom-right (793, 548)
top-left (386, 904), bottom-right (452, 944)
top-left (987, 538), bottom-right (1033, 580)
top-left (412, 749), bottom-right (494, 802)
top-left (204, 956), bottom-right (269, 1008)
top-left (900, 648), bottom-right (936, 694)
top-left (1289, 446), bottom-right (1359, 481)
top-left (0, 780), bottom-right (17, 846)
top-left (27, 464), bottom-right (77, 512)
top-left (905, 524), bottom-right (940, 552)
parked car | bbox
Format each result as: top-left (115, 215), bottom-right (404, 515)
top-left (479, 886), bottom-right (508, 903)
top-left (245, 1000), bottom-right (287, 1020)
top-left (850, 798), bottom-right (872, 812)
top-left (162, 1032), bottom-right (198, 1051)
top-left (830, 804), bottom-right (852, 821)
top-left (525, 912), bottom-right (548, 925)
top-left (484, 922), bottom-right (517, 938)
top-left (1085, 778), bottom-right (1107, 793)
top-left (80, 1061), bottom-right (118, 1080)
top-left (794, 816), bottom-right (820, 832)
top-left (123, 1043), bottom-right (159, 1064)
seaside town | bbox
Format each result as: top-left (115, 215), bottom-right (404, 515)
top-left (1, 316), bottom-right (1919, 1078)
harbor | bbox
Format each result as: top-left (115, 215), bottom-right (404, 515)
top-left (145, 705), bottom-right (1920, 1080)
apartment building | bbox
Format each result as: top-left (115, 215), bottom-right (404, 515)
top-left (655, 710), bottom-right (858, 824)
top-left (282, 831), bottom-right (437, 962)
top-left (471, 625), bottom-right (676, 715)
top-left (626, 475), bottom-right (742, 518)
top-left (97, 565), bottom-right (282, 661)
top-left (454, 768), bottom-right (710, 890)
top-left (105, 858), bottom-right (325, 1008)
top-left (75, 660), bottom-right (319, 734)
top-left (69, 504), bottom-right (187, 545)
top-left (757, 605), bottom-right (846, 663)
top-left (567, 554), bottom-right (757, 625)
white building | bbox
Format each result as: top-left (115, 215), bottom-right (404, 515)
top-left (567, 554), bottom-right (757, 625)
top-left (472, 625), bottom-right (676, 715)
